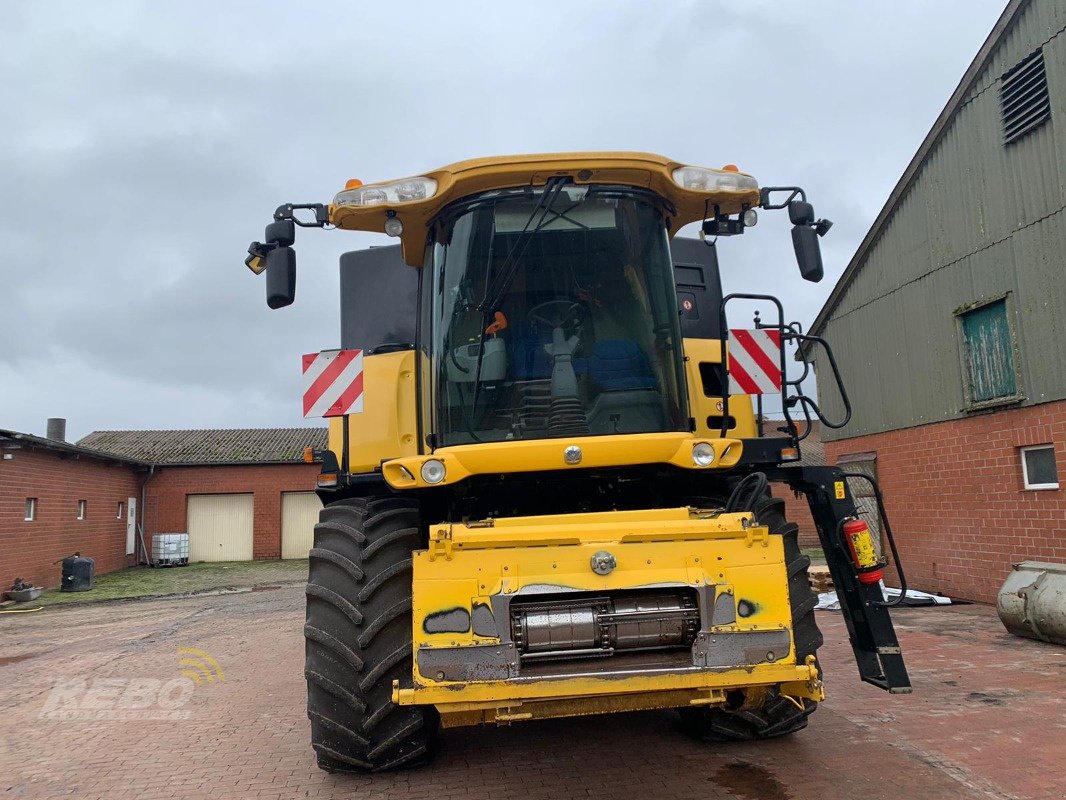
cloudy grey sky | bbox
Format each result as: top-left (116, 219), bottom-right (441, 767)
top-left (1, 1), bottom-right (1006, 441)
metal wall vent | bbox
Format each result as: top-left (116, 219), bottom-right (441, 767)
top-left (1001, 49), bottom-right (1051, 145)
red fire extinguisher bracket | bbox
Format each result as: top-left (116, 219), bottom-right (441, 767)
top-left (842, 518), bottom-right (884, 585)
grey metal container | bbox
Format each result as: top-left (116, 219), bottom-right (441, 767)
top-left (4, 587), bottom-right (42, 602)
top-left (151, 533), bottom-right (190, 567)
top-left (997, 561), bottom-right (1066, 645)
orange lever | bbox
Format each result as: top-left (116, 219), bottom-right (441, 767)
top-left (485, 311), bottom-right (508, 335)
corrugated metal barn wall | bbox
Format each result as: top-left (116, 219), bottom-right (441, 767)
top-left (817, 0), bottom-right (1066, 441)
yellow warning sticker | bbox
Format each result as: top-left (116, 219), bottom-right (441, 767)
top-left (834, 481), bottom-right (846, 500)
top-left (848, 527), bottom-right (879, 568)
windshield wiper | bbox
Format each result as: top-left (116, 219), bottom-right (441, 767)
top-left (477, 177), bottom-right (568, 314)
top-left (463, 177), bottom-right (569, 440)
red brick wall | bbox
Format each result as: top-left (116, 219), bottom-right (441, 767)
top-left (773, 483), bottom-right (820, 549)
top-left (0, 448), bottom-right (142, 589)
top-left (144, 464), bottom-right (320, 560)
top-left (825, 400), bottom-right (1066, 604)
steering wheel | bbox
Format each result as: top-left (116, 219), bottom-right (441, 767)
top-left (529, 299), bottom-right (586, 331)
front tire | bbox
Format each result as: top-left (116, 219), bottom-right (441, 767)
top-left (304, 497), bottom-right (439, 772)
top-left (680, 492), bottom-right (821, 741)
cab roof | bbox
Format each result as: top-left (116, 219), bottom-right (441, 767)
top-left (329, 152), bottom-right (760, 265)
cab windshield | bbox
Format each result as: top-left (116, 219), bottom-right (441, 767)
top-left (427, 183), bottom-right (687, 447)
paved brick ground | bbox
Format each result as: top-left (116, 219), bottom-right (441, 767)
top-left (2, 587), bottom-right (1064, 800)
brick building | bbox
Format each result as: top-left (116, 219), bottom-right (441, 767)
top-left (807, 0), bottom-right (1066, 602)
top-left (770, 422), bottom-right (825, 550)
top-left (0, 426), bottom-right (145, 589)
top-left (80, 428), bottom-right (326, 564)
top-left (1, 424), bottom-right (327, 591)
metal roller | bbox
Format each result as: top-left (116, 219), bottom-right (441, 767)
top-left (511, 592), bottom-right (699, 661)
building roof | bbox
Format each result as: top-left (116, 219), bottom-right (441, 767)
top-left (78, 428), bottom-right (328, 466)
top-left (795, 423), bottom-right (825, 467)
top-left (808, 0), bottom-right (1027, 338)
top-left (0, 428), bottom-right (149, 467)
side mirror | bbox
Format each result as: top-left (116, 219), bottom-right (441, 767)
top-left (788, 200), bottom-right (815, 226)
top-left (266, 246), bottom-right (296, 308)
top-left (792, 225), bottom-right (824, 283)
top-left (265, 219), bottom-right (295, 248)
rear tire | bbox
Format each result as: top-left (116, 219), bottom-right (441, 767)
top-left (304, 497), bottom-right (439, 772)
top-left (680, 492), bottom-right (821, 741)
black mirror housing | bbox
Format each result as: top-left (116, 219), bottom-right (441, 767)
top-left (265, 219), bottom-right (296, 248)
top-left (266, 246), bottom-right (297, 308)
top-left (792, 225), bottom-right (824, 283)
top-left (788, 200), bottom-right (815, 226)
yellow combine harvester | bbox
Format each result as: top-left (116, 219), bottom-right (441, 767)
top-left (245, 153), bottom-right (911, 771)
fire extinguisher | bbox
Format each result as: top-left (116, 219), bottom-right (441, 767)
top-left (842, 518), bottom-right (884, 584)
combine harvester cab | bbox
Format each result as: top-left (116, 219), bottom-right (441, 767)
top-left (245, 153), bottom-right (911, 772)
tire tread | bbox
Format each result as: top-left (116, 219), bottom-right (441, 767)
top-left (305, 497), bottom-right (438, 773)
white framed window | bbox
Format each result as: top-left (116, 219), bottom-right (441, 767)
top-left (1021, 445), bottom-right (1058, 490)
top-left (117, 501), bottom-right (125, 519)
top-left (77, 500), bottom-right (86, 520)
top-left (24, 497), bottom-right (37, 521)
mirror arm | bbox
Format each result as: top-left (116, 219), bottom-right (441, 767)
top-left (274, 202), bottom-right (330, 228)
top-left (759, 186), bottom-right (807, 210)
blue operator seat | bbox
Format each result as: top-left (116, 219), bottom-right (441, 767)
top-left (586, 339), bottom-right (665, 433)
top-left (588, 340), bottom-right (658, 391)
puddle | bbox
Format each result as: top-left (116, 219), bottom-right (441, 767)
top-left (966, 691), bottom-right (1006, 706)
top-left (712, 762), bottom-right (791, 800)
top-left (0, 651), bottom-right (46, 667)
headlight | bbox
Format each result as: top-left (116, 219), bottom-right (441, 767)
top-left (692, 442), bottom-right (716, 467)
top-left (334, 176), bottom-right (438, 207)
top-left (672, 166), bottom-right (758, 192)
top-left (420, 459), bottom-right (446, 484)
top-left (384, 216), bottom-right (404, 237)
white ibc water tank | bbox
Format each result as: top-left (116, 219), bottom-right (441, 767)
top-left (151, 533), bottom-right (190, 567)
top-left (997, 561), bottom-right (1066, 645)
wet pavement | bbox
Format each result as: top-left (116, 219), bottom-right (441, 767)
top-left (2, 585), bottom-right (1064, 800)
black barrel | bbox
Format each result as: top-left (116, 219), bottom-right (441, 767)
top-left (61, 554), bottom-right (94, 592)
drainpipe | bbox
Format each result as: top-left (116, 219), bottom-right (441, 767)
top-left (138, 464), bottom-right (156, 566)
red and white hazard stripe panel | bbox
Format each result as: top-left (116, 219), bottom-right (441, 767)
top-left (727, 329), bottom-right (783, 395)
top-left (302, 349), bottom-right (364, 418)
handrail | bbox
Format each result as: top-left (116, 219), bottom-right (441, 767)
top-left (718, 293), bottom-right (799, 448)
top-left (782, 331), bottom-right (853, 430)
top-left (717, 296), bottom-right (854, 453)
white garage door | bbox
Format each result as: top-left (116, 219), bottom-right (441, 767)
top-left (281, 492), bottom-right (322, 559)
top-left (187, 494), bottom-right (254, 562)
